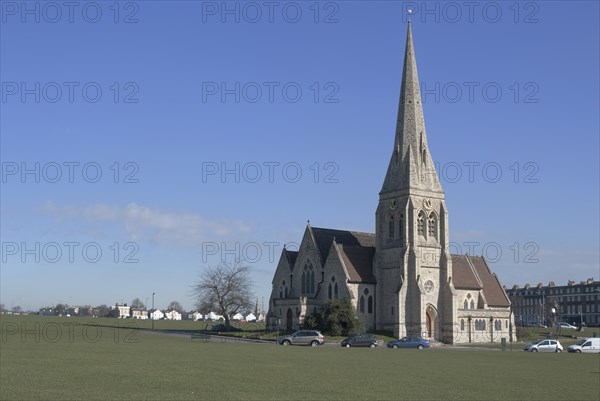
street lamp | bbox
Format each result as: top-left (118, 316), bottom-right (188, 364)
top-left (152, 292), bottom-right (156, 330)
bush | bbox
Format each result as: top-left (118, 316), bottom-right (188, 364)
top-left (303, 299), bottom-right (363, 337)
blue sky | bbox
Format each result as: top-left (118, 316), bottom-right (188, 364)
top-left (1, 1), bottom-right (599, 312)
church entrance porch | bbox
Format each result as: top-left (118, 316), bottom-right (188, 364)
top-left (425, 305), bottom-right (439, 341)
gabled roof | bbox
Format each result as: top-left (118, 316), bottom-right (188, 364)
top-left (283, 249), bottom-right (298, 268)
top-left (470, 257), bottom-right (511, 307)
top-left (451, 254), bottom-right (482, 290)
top-left (311, 227), bottom-right (375, 266)
top-left (452, 254), bottom-right (510, 307)
top-left (336, 244), bottom-right (376, 283)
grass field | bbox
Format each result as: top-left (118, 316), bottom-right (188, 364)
top-left (1, 315), bottom-right (599, 400)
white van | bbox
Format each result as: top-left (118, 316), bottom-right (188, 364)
top-left (567, 338), bottom-right (600, 353)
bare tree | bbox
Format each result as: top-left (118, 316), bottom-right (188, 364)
top-left (192, 260), bottom-right (254, 327)
top-left (168, 301), bottom-right (184, 313)
top-left (131, 298), bottom-right (145, 309)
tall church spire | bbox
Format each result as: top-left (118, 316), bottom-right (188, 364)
top-left (381, 22), bottom-right (442, 194)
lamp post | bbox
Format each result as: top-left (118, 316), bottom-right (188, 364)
top-left (152, 292), bottom-right (156, 330)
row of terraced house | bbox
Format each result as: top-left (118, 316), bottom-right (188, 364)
top-left (505, 278), bottom-right (600, 327)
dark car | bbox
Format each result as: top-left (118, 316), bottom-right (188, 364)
top-left (211, 324), bottom-right (242, 332)
top-left (341, 334), bottom-right (378, 348)
top-left (387, 336), bottom-right (430, 349)
top-left (211, 324), bottom-right (226, 332)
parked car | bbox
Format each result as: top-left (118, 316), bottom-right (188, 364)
top-left (277, 330), bottom-right (324, 346)
top-left (558, 322), bottom-right (577, 329)
top-left (341, 334), bottom-right (378, 348)
top-left (567, 338), bottom-right (600, 353)
top-left (211, 324), bottom-right (226, 332)
top-left (523, 339), bottom-right (563, 352)
top-left (211, 324), bottom-right (242, 332)
top-left (387, 336), bottom-right (430, 349)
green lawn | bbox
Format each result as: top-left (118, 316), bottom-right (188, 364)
top-left (1, 315), bottom-right (599, 400)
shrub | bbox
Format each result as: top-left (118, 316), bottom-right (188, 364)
top-left (303, 299), bottom-right (363, 336)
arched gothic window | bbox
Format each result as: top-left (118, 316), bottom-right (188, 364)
top-left (461, 319), bottom-right (465, 331)
top-left (417, 211), bottom-right (425, 237)
top-left (302, 262), bottom-right (315, 295)
top-left (389, 214), bottom-right (395, 238)
top-left (359, 296), bottom-right (365, 313)
top-left (428, 212), bottom-right (437, 240)
top-left (464, 300), bottom-right (468, 309)
top-left (470, 299), bottom-right (475, 309)
top-left (368, 296), bottom-right (373, 314)
top-left (399, 213), bottom-right (404, 242)
top-left (328, 276), bottom-right (337, 300)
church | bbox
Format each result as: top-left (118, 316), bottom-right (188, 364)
top-left (266, 23), bottom-right (514, 344)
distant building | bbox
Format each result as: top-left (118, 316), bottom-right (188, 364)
top-left (164, 310), bottom-right (182, 320)
top-left (204, 311), bottom-right (223, 321)
top-left (188, 311), bottom-right (203, 321)
top-left (149, 309), bottom-right (164, 320)
top-left (115, 303), bottom-right (130, 319)
top-left (506, 278), bottom-right (600, 326)
top-left (232, 312), bottom-right (244, 321)
top-left (131, 308), bottom-right (148, 319)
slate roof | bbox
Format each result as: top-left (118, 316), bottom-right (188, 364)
top-left (311, 227), bottom-right (375, 265)
top-left (469, 256), bottom-right (511, 307)
top-left (451, 254), bottom-right (482, 290)
top-left (283, 249), bottom-right (298, 268)
top-left (336, 244), bottom-right (377, 283)
top-left (452, 254), bottom-right (510, 307)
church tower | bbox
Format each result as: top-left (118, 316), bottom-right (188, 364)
top-left (375, 22), bottom-right (457, 343)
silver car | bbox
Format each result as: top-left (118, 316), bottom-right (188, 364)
top-left (277, 330), bottom-right (324, 347)
top-left (523, 339), bottom-right (563, 352)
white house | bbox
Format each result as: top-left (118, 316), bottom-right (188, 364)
top-left (232, 312), bottom-right (244, 321)
top-left (149, 309), bottom-right (164, 320)
top-left (131, 308), bottom-right (148, 319)
top-left (115, 304), bottom-right (130, 319)
top-left (205, 311), bottom-right (223, 321)
top-left (245, 313), bottom-right (257, 322)
top-left (164, 310), bottom-right (182, 320)
top-left (188, 311), bottom-right (203, 321)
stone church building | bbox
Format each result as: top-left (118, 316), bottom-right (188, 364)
top-left (267, 23), bottom-right (514, 344)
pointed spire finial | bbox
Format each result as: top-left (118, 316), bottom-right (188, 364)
top-left (380, 18), bottom-right (443, 194)
top-left (307, 219), bottom-right (310, 226)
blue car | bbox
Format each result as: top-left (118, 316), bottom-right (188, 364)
top-left (387, 336), bottom-right (430, 349)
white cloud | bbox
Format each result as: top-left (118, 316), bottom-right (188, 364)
top-left (39, 202), bottom-right (253, 247)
